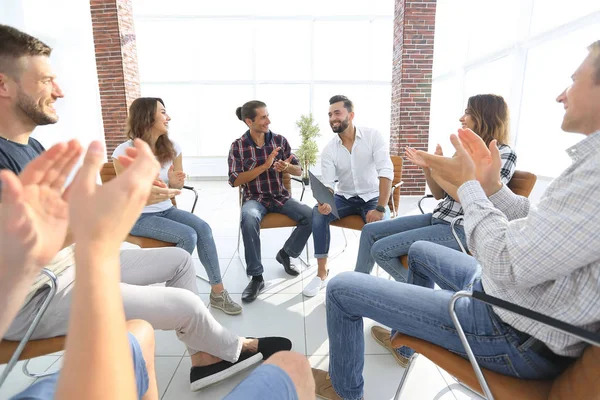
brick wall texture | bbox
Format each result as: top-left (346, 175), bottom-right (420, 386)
top-left (90, 0), bottom-right (140, 158)
top-left (390, 0), bottom-right (437, 195)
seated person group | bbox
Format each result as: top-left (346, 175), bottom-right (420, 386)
top-left (0, 24), bottom-right (598, 400)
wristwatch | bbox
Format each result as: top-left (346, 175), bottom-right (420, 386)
top-left (375, 205), bottom-right (386, 213)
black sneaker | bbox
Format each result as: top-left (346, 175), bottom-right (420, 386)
top-left (190, 351), bottom-right (262, 391)
top-left (276, 249), bottom-right (300, 276)
top-left (189, 336), bottom-right (292, 391)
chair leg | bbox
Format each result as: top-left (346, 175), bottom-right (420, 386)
top-left (22, 359), bottom-right (56, 379)
top-left (328, 228), bottom-right (349, 261)
top-left (393, 354), bottom-right (419, 400)
top-left (0, 269), bottom-right (58, 388)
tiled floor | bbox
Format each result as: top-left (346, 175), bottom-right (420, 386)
top-left (0, 180), bottom-right (483, 400)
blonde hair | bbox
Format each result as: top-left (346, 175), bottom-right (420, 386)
top-left (465, 94), bottom-right (510, 146)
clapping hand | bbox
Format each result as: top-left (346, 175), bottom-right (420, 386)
top-left (167, 164), bottom-right (186, 188)
top-left (0, 140), bottom-right (82, 271)
top-left (273, 155), bottom-right (293, 172)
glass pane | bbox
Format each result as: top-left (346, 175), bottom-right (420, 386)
top-left (314, 21), bottom-right (371, 81)
top-left (432, 0), bottom-right (469, 76)
top-left (465, 0), bottom-right (521, 61)
top-left (134, 0), bottom-right (316, 17)
top-left (255, 21), bottom-right (311, 81)
top-left (136, 19), bottom-right (253, 82)
top-left (255, 85), bottom-right (311, 149)
top-left (141, 84), bottom-right (254, 157)
top-left (464, 55), bottom-right (515, 115)
top-left (370, 20), bottom-right (394, 81)
top-left (516, 25), bottom-right (599, 177)
top-left (313, 84), bottom-right (391, 151)
top-left (429, 77), bottom-right (463, 153)
top-left (531, 0), bottom-right (600, 35)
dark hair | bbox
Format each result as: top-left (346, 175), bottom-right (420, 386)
top-left (126, 97), bottom-right (176, 165)
top-left (589, 40), bottom-right (600, 84)
top-left (236, 100), bottom-right (267, 124)
top-left (329, 95), bottom-right (354, 113)
top-left (0, 24), bottom-right (52, 78)
top-left (466, 94), bottom-right (510, 146)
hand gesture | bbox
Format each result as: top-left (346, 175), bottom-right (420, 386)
top-left (167, 164), bottom-right (186, 188)
top-left (263, 147), bottom-right (281, 169)
top-left (0, 140), bottom-right (83, 270)
top-left (412, 134), bottom-right (477, 190)
top-left (148, 179), bottom-right (181, 205)
top-left (68, 139), bottom-right (160, 250)
top-left (317, 202), bottom-right (332, 216)
top-left (405, 147), bottom-right (429, 169)
top-left (434, 144), bottom-right (443, 156)
top-left (457, 128), bottom-right (503, 196)
top-left (366, 208), bottom-right (384, 223)
top-left (273, 155), bottom-right (293, 173)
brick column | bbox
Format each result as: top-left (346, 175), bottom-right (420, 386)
top-left (390, 0), bottom-right (436, 195)
top-left (90, 0), bottom-right (140, 157)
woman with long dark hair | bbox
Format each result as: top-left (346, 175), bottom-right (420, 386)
top-left (112, 97), bottom-right (242, 315)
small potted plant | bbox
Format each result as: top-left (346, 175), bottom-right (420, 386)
top-left (295, 113), bottom-right (321, 185)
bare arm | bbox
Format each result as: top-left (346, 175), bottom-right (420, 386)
top-left (423, 168), bottom-right (446, 199)
top-left (0, 141), bottom-right (82, 338)
top-left (56, 139), bottom-right (159, 400)
top-left (167, 154), bottom-right (185, 190)
top-left (377, 177), bottom-right (392, 207)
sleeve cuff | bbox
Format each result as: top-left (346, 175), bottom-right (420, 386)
top-left (488, 183), bottom-right (513, 209)
top-left (228, 172), bottom-right (239, 187)
top-left (378, 169), bottom-right (394, 181)
top-left (457, 180), bottom-right (487, 206)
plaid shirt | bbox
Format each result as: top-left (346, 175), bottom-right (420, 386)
top-left (228, 130), bottom-right (299, 208)
top-left (458, 131), bottom-right (600, 357)
top-left (432, 144), bottom-right (517, 224)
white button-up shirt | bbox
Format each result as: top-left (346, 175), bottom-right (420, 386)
top-left (321, 126), bottom-right (394, 201)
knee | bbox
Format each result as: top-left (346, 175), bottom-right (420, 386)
top-left (241, 208), bottom-right (262, 227)
top-left (172, 247), bottom-right (194, 270)
top-left (311, 206), bottom-right (328, 225)
top-left (126, 319), bottom-right (155, 365)
top-left (326, 271), bottom-right (355, 300)
top-left (370, 241), bottom-right (387, 261)
top-left (264, 351), bottom-right (313, 395)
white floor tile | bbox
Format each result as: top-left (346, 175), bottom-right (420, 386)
top-left (221, 258), bottom-right (305, 294)
top-left (0, 356), bottom-right (61, 398)
top-left (154, 356), bottom-right (183, 399)
top-left (399, 355), bottom-right (457, 400)
top-left (304, 294), bottom-right (396, 356)
top-left (210, 293), bottom-right (307, 356)
top-left (154, 329), bottom-right (187, 357)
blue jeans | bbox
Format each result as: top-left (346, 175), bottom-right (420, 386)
top-left (241, 198), bottom-right (313, 276)
top-left (11, 333), bottom-right (149, 400)
top-left (354, 213), bottom-right (467, 282)
top-left (224, 364), bottom-right (298, 399)
top-left (130, 206), bottom-right (222, 285)
top-left (326, 242), bottom-right (573, 400)
top-left (313, 195), bottom-right (386, 258)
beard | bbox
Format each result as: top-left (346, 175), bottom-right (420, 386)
top-left (16, 88), bottom-right (58, 126)
top-left (331, 116), bottom-right (349, 133)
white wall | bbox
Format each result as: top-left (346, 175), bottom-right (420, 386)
top-left (1, 0), bottom-right (105, 154)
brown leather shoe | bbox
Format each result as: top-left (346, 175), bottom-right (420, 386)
top-left (371, 325), bottom-right (410, 367)
top-left (312, 368), bottom-right (342, 400)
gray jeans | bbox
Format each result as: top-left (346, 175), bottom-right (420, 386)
top-left (4, 247), bottom-right (242, 362)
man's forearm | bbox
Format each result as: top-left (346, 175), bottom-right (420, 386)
top-left (56, 249), bottom-right (137, 400)
top-left (423, 168), bottom-right (446, 199)
top-left (377, 177), bottom-right (392, 207)
top-left (0, 261), bottom-right (39, 339)
top-left (232, 165), bottom-right (267, 187)
top-left (286, 164), bottom-right (302, 177)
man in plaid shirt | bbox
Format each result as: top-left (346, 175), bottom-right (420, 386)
top-left (312, 42), bottom-right (600, 400)
top-left (229, 101), bottom-right (312, 303)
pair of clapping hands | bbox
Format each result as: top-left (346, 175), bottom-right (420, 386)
top-left (405, 128), bottom-right (503, 199)
top-left (0, 139), bottom-right (160, 274)
top-left (262, 146), bottom-right (293, 172)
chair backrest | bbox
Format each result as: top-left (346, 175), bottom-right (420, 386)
top-left (101, 162), bottom-right (177, 207)
top-left (507, 170), bottom-right (537, 197)
top-left (388, 155), bottom-right (403, 213)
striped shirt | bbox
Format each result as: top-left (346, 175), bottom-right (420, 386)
top-left (228, 130), bottom-right (299, 208)
top-left (457, 131), bottom-right (600, 357)
top-left (432, 144), bottom-right (517, 224)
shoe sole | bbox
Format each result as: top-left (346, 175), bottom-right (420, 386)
top-left (210, 302), bottom-right (243, 315)
top-left (190, 353), bottom-right (263, 392)
top-left (370, 328), bottom-right (409, 368)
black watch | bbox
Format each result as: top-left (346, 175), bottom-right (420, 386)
top-left (375, 205), bottom-right (386, 213)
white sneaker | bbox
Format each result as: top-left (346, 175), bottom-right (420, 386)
top-left (303, 271), bottom-right (329, 297)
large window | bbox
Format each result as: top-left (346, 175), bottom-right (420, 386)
top-left (133, 1), bottom-right (393, 159)
top-left (430, 0), bottom-right (600, 177)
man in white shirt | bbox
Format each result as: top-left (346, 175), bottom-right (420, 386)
top-left (303, 95), bottom-right (393, 297)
